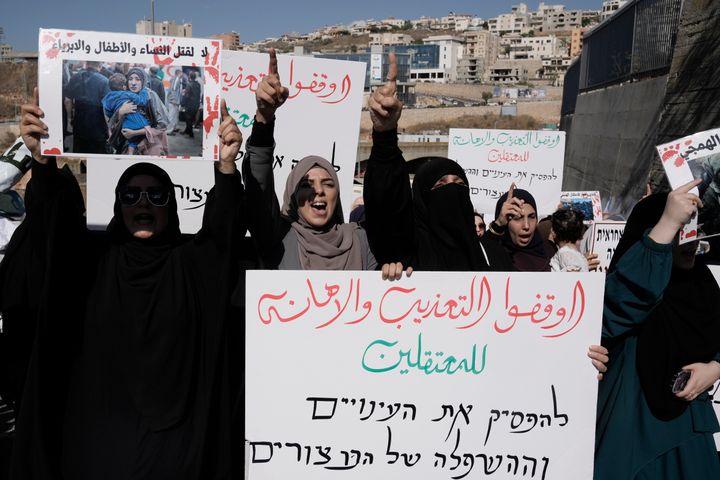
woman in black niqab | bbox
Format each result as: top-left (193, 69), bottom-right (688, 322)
top-left (2, 95), bottom-right (245, 479)
top-left (410, 157), bottom-right (491, 271)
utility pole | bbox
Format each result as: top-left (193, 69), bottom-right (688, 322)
top-left (151, 0), bottom-right (155, 35)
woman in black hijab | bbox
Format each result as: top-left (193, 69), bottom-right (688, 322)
top-left (362, 58), bottom-right (511, 274)
top-left (486, 185), bottom-right (556, 271)
top-left (595, 179), bottom-right (720, 479)
top-left (2, 89), bottom-right (244, 479)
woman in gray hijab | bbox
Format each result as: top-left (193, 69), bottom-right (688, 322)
top-left (242, 50), bottom-right (376, 271)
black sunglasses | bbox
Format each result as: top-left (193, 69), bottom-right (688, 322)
top-left (118, 186), bottom-right (171, 207)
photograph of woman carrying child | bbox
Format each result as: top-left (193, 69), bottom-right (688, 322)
top-left (62, 61), bottom-right (203, 157)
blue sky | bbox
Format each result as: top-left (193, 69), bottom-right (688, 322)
top-left (4, 0), bottom-right (603, 51)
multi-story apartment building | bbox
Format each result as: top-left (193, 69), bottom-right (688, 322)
top-left (464, 30), bottom-right (500, 62)
top-left (209, 32), bottom-right (240, 50)
top-left (600, 0), bottom-right (629, 21)
top-left (369, 33), bottom-right (413, 46)
top-left (422, 35), bottom-right (464, 82)
top-left (381, 17), bottom-right (407, 29)
top-left (570, 27), bottom-right (589, 57)
top-left (542, 9), bottom-right (583, 32)
top-left (488, 12), bottom-right (532, 36)
top-left (136, 20), bottom-right (192, 37)
top-left (509, 35), bottom-right (563, 60)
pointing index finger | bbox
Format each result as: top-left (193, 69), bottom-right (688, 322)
top-left (268, 48), bottom-right (279, 78)
top-left (386, 52), bottom-right (397, 85)
top-left (508, 182), bottom-right (516, 200)
top-left (676, 177), bottom-right (702, 193)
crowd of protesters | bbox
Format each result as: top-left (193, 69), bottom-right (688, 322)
top-left (0, 49), bottom-right (718, 480)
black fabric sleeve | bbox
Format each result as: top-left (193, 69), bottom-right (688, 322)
top-left (195, 166), bottom-right (246, 254)
top-left (242, 120), bottom-right (288, 268)
top-left (363, 128), bottom-right (414, 266)
top-left (247, 117), bottom-right (275, 148)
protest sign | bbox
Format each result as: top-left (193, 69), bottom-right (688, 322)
top-left (448, 129), bottom-right (565, 217)
top-left (222, 51), bottom-right (366, 221)
top-left (245, 270), bottom-right (603, 479)
top-left (86, 158), bottom-right (213, 233)
top-left (656, 128), bottom-right (720, 243)
top-left (590, 221), bottom-right (626, 273)
top-left (560, 191), bottom-right (602, 224)
top-left (38, 28), bottom-right (222, 160)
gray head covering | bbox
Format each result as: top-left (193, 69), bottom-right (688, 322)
top-left (281, 156), bottom-right (363, 270)
top-left (126, 67), bottom-right (147, 90)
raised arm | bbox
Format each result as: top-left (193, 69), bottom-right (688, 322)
top-left (363, 53), bottom-right (414, 268)
top-left (241, 48), bottom-right (290, 267)
top-left (603, 179), bottom-right (703, 340)
top-left (195, 100), bottom-right (245, 251)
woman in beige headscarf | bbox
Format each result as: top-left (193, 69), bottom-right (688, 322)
top-left (242, 49), bottom-right (377, 271)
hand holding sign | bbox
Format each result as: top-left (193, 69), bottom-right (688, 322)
top-left (368, 52), bottom-right (402, 133)
top-left (20, 88), bottom-right (48, 163)
top-left (256, 48), bottom-right (289, 124)
top-left (495, 183), bottom-right (525, 228)
top-left (649, 178), bottom-right (703, 244)
top-left (218, 100), bottom-right (243, 173)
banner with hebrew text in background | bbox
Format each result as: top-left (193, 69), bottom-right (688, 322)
top-left (590, 221), bottom-right (626, 273)
top-left (448, 129), bottom-right (565, 218)
top-left (245, 271), bottom-right (603, 479)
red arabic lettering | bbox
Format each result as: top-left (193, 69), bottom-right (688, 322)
top-left (488, 149), bottom-right (530, 163)
top-left (378, 276), bottom-right (492, 328)
top-left (257, 290), bottom-right (311, 324)
top-left (497, 278), bottom-right (586, 338)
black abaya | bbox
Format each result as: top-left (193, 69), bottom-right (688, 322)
top-left (0, 159), bottom-right (244, 479)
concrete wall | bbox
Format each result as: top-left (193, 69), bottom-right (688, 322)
top-left (562, 76), bottom-right (668, 217)
top-left (562, 0), bottom-right (720, 218)
top-left (357, 141), bottom-right (448, 163)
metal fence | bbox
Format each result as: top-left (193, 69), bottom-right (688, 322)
top-left (579, 0), bottom-right (682, 91)
top-left (561, 58), bottom-right (581, 116)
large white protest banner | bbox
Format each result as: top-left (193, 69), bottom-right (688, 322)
top-left (590, 221), bottom-right (626, 273)
top-left (656, 128), bottom-right (720, 244)
top-left (38, 29), bottom-right (222, 160)
top-left (448, 129), bottom-right (565, 217)
top-left (222, 51), bottom-right (366, 221)
top-left (245, 271), bottom-right (603, 479)
top-left (86, 158), bottom-right (214, 233)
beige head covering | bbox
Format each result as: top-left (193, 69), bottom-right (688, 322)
top-left (282, 156), bottom-right (364, 270)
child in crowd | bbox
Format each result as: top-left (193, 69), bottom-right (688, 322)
top-left (550, 208), bottom-right (589, 272)
top-left (102, 73), bottom-right (150, 154)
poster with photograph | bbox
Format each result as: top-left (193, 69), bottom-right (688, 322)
top-left (221, 50), bottom-right (366, 221)
top-left (560, 191), bottom-right (602, 224)
top-left (448, 129), bottom-right (565, 217)
top-left (86, 158), bottom-right (214, 233)
top-left (245, 270), bottom-right (604, 479)
top-left (656, 129), bottom-right (720, 244)
top-left (38, 28), bottom-right (222, 161)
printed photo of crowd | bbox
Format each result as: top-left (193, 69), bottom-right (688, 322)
top-left (688, 152), bottom-right (720, 239)
top-left (61, 61), bottom-right (204, 157)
